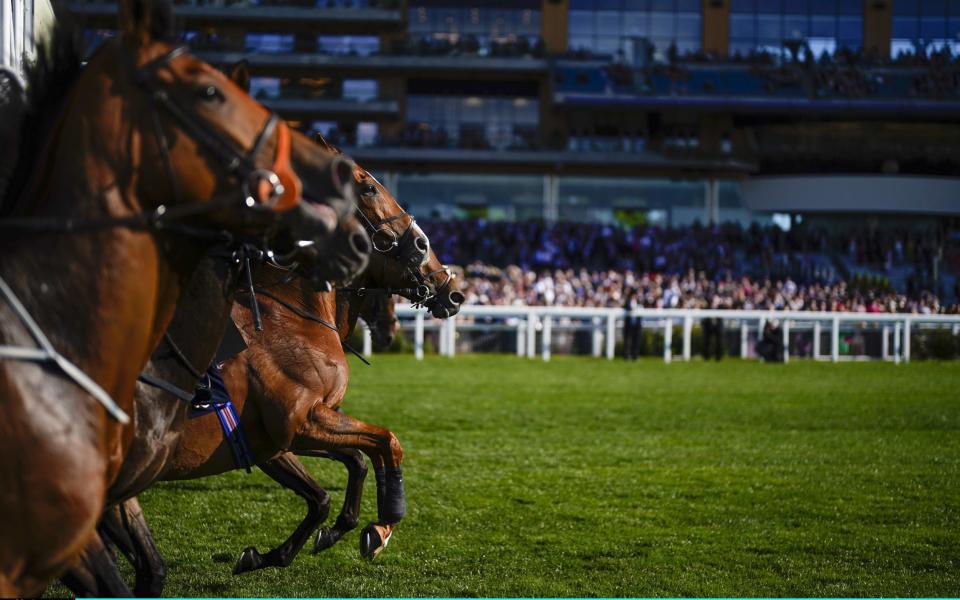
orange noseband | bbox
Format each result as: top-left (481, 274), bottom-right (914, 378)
top-left (256, 120), bottom-right (302, 212)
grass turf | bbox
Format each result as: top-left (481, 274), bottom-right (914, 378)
top-left (53, 356), bottom-right (960, 597)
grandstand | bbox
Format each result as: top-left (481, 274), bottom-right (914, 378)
top-left (33, 0), bottom-right (960, 313)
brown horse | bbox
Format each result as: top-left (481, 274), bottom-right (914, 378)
top-left (69, 163), bottom-right (462, 595)
top-left (0, 2), bottom-right (360, 594)
top-left (168, 162), bottom-right (463, 569)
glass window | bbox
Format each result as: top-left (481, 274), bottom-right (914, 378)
top-left (398, 174), bottom-right (544, 221)
top-left (890, 0), bottom-right (960, 54)
top-left (729, 0), bottom-right (865, 55)
top-left (558, 177), bottom-right (706, 226)
top-left (567, 2), bottom-right (702, 57)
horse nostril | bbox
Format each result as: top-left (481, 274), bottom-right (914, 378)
top-left (350, 230), bottom-right (371, 256)
top-left (414, 236), bottom-right (428, 253)
top-left (448, 291), bottom-right (465, 306)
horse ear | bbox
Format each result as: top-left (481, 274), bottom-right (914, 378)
top-left (227, 61), bottom-right (250, 93)
top-left (118, 0), bottom-right (174, 47)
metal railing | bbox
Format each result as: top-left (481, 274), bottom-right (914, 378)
top-left (363, 305), bottom-right (960, 363)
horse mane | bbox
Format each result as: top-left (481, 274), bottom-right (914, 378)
top-left (0, 3), bottom-right (85, 216)
top-left (0, 1), bottom-right (176, 216)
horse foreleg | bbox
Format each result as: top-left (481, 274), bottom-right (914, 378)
top-left (290, 404), bottom-right (405, 561)
top-left (99, 498), bottom-right (167, 598)
top-left (233, 453), bottom-right (330, 575)
top-left (59, 532), bottom-right (133, 598)
top-left (301, 449), bottom-right (367, 553)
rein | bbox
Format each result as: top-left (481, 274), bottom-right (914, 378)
top-left (241, 287), bottom-right (371, 366)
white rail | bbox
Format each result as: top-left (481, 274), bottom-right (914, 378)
top-left (391, 304), bottom-right (960, 363)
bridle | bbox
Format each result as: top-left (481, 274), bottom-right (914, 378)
top-left (347, 206), bottom-right (455, 309)
top-left (134, 44), bottom-right (302, 214)
top-left (0, 44), bottom-right (302, 238)
top-left (0, 44), bottom-right (309, 423)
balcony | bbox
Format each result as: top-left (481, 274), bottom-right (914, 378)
top-left (66, 1), bottom-right (403, 34)
top-left (261, 96), bottom-right (399, 119)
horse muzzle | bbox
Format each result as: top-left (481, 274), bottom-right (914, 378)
top-left (428, 289), bottom-right (464, 319)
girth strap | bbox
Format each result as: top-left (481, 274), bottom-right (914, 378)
top-left (0, 274), bottom-right (130, 423)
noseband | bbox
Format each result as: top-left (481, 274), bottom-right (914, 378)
top-left (135, 45), bottom-right (302, 213)
top-left (347, 207), bottom-right (455, 308)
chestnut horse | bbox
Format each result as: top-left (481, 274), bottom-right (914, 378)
top-left (0, 2), bottom-right (359, 594)
top-left (67, 163), bottom-right (463, 596)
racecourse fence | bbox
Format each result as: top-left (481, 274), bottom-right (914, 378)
top-left (354, 305), bottom-right (960, 363)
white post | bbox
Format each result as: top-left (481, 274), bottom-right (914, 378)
top-left (605, 314), bottom-right (616, 360)
top-left (591, 317), bottom-right (603, 357)
top-left (953, 323), bottom-right (960, 336)
top-left (740, 321), bottom-right (748, 358)
top-left (414, 312), bottom-right (424, 361)
top-left (831, 317), bottom-right (840, 363)
top-left (447, 315), bottom-right (457, 357)
top-left (437, 319), bottom-right (447, 356)
top-left (541, 316), bottom-right (552, 362)
top-left (882, 325), bottom-right (889, 361)
top-left (781, 319), bottom-right (790, 364)
top-left (526, 313), bottom-right (537, 359)
top-left (682, 316), bottom-right (692, 362)
top-left (362, 324), bottom-right (373, 357)
top-left (663, 318), bottom-right (672, 364)
top-left (813, 320), bottom-right (821, 359)
top-left (516, 321), bottom-right (525, 357)
top-left (903, 318), bottom-right (911, 363)
top-left (893, 321), bottom-right (902, 365)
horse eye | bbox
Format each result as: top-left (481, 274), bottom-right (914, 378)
top-left (197, 85), bottom-right (224, 103)
top-left (361, 183), bottom-right (377, 197)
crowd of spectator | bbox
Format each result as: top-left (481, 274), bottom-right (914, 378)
top-left (456, 264), bottom-right (950, 314)
top-left (419, 219), bottom-right (958, 314)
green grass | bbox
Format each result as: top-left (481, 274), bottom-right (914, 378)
top-left (59, 356), bottom-right (960, 596)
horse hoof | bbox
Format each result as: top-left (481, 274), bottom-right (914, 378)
top-left (233, 546), bottom-right (264, 575)
top-left (313, 527), bottom-right (337, 554)
top-left (359, 524), bottom-right (391, 561)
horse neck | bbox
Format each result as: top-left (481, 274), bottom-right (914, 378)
top-left (246, 264), bottom-right (340, 338)
top-left (0, 48), bottom-right (208, 404)
top-left (335, 288), bottom-right (365, 342)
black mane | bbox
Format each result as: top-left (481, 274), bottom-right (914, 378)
top-left (0, 2), bottom-right (85, 216)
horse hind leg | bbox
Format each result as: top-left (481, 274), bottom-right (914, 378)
top-left (233, 453), bottom-right (330, 575)
top-left (307, 448), bottom-right (368, 553)
top-left (99, 498), bottom-right (167, 598)
top-left (60, 532), bottom-right (133, 598)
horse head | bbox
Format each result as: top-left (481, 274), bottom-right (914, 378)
top-left (351, 167), bottom-right (464, 319)
top-left (83, 0), bottom-right (360, 256)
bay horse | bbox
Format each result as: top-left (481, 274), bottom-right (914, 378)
top-left (65, 161), bottom-right (463, 596)
top-left (0, 2), bottom-right (361, 595)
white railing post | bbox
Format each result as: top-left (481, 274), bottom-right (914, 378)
top-left (542, 316), bottom-right (552, 362)
top-left (813, 320), bottom-right (821, 359)
top-left (448, 315), bottom-right (457, 357)
top-left (591, 317), bottom-right (603, 357)
top-left (882, 325), bottom-right (890, 361)
top-left (414, 312), bottom-right (424, 361)
top-left (893, 321), bottom-right (902, 364)
top-left (831, 317), bottom-right (840, 363)
top-left (605, 314), bottom-right (616, 360)
top-left (362, 324), bottom-right (372, 357)
top-left (740, 321), bottom-right (749, 358)
top-left (663, 318), bottom-right (672, 364)
top-left (682, 316), bottom-right (692, 362)
top-left (437, 319), bottom-right (447, 356)
top-left (516, 320), bottom-right (525, 357)
top-left (903, 318), bottom-right (911, 363)
top-left (782, 319), bottom-right (790, 364)
top-left (526, 313), bottom-right (537, 359)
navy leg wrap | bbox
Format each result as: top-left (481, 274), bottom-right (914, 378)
top-left (374, 466), bottom-right (406, 523)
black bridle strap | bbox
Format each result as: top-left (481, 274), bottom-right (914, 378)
top-left (138, 371), bottom-right (195, 403)
top-left (243, 287), bottom-right (371, 366)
